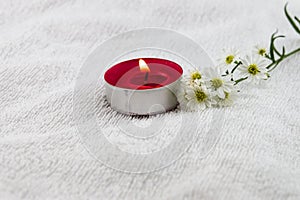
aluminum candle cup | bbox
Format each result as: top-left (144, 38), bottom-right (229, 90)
top-left (104, 58), bottom-right (183, 115)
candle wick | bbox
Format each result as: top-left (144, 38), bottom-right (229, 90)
top-left (144, 72), bottom-right (149, 84)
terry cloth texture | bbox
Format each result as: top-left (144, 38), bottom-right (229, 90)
top-left (0, 0), bottom-right (300, 199)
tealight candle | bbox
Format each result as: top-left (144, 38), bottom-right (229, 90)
top-left (104, 58), bottom-right (183, 115)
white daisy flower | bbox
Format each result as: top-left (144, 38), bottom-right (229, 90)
top-left (184, 69), bottom-right (203, 86)
top-left (185, 84), bottom-right (216, 111)
top-left (203, 67), bottom-right (235, 99)
top-left (175, 81), bottom-right (189, 110)
top-left (253, 45), bottom-right (267, 57)
top-left (216, 90), bottom-right (238, 107)
top-left (238, 55), bottom-right (268, 83)
top-left (193, 78), bottom-right (203, 86)
top-left (218, 47), bottom-right (239, 66)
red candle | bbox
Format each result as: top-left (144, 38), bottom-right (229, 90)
top-left (104, 58), bottom-right (183, 115)
top-left (104, 58), bottom-right (183, 90)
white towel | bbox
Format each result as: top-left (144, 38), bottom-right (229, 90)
top-left (0, 0), bottom-right (300, 199)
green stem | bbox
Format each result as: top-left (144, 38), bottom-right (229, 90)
top-left (231, 61), bottom-right (242, 74)
top-left (267, 47), bottom-right (300, 72)
top-left (234, 77), bottom-right (248, 85)
top-left (230, 61), bottom-right (242, 82)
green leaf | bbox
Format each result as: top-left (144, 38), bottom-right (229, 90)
top-left (284, 3), bottom-right (300, 34)
top-left (295, 16), bottom-right (300, 26)
top-left (269, 32), bottom-right (285, 61)
top-left (267, 61), bottom-right (280, 72)
top-left (282, 46), bottom-right (286, 56)
top-left (269, 31), bottom-right (276, 61)
top-left (265, 54), bottom-right (273, 61)
top-left (273, 35), bottom-right (285, 57)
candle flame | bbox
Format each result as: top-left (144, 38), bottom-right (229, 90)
top-left (139, 59), bottom-right (150, 72)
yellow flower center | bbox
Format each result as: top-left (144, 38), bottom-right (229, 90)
top-left (224, 92), bottom-right (230, 99)
top-left (211, 78), bottom-right (223, 88)
top-left (191, 71), bottom-right (201, 80)
top-left (248, 64), bottom-right (260, 75)
top-left (225, 55), bottom-right (234, 64)
top-left (195, 89), bottom-right (207, 102)
top-left (258, 48), bottom-right (266, 56)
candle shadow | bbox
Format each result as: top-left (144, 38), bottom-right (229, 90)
top-left (125, 104), bottom-right (180, 119)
